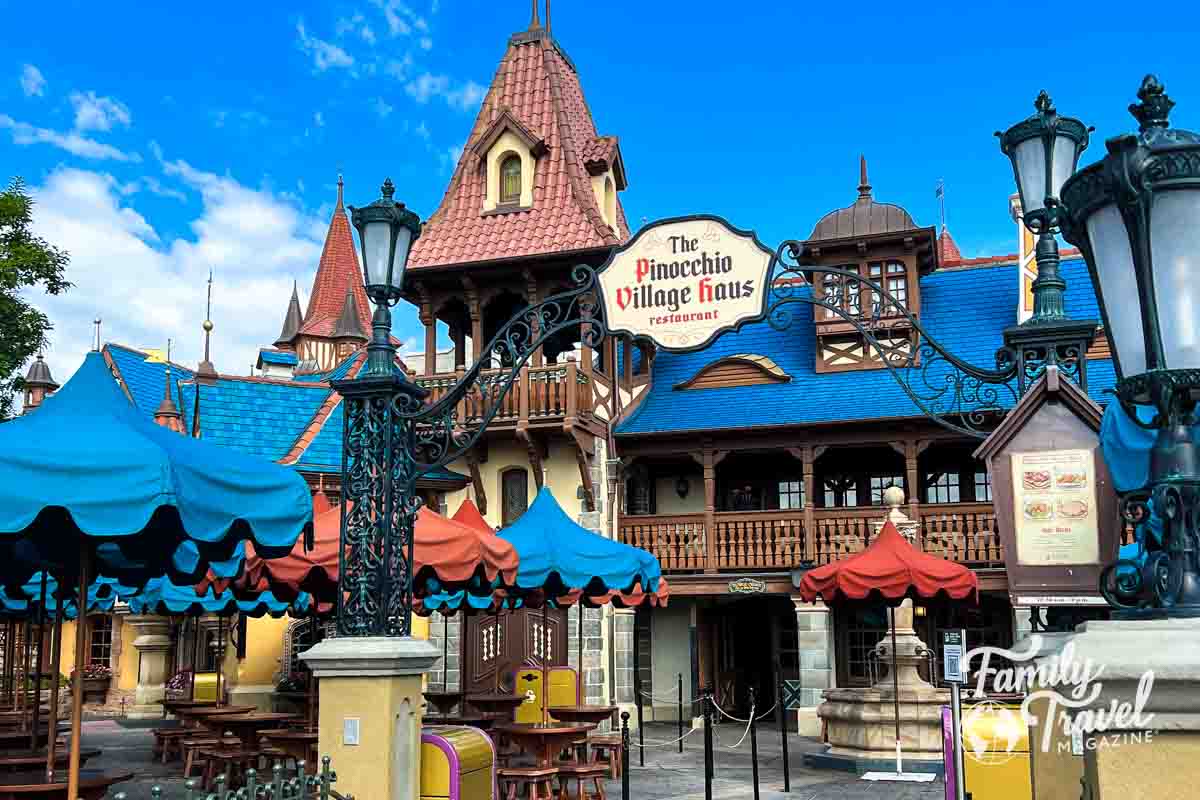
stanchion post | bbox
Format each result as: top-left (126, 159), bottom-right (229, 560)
top-left (677, 672), bottom-right (684, 754)
top-left (749, 687), bottom-right (760, 800)
top-left (778, 673), bottom-right (790, 792)
top-left (702, 686), bottom-right (714, 800)
top-left (621, 711), bottom-right (631, 800)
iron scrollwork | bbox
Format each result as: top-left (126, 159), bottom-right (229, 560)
top-left (334, 265), bottom-right (604, 638)
top-left (767, 241), bottom-right (1020, 438)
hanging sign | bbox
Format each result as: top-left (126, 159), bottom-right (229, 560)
top-left (1010, 448), bottom-right (1100, 566)
top-left (942, 629), bottom-right (966, 684)
top-left (728, 577), bottom-right (767, 595)
top-left (782, 679), bottom-right (804, 710)
top-left (597, 215), bottom-right (774, 352)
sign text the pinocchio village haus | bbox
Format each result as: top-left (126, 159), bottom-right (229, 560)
top-left (598, 216), bottom-right (774, 351)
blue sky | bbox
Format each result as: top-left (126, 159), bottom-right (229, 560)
top-left (4, 1), bottom-right (1200, 380)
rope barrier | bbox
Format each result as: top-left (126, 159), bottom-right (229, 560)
top-left (711, 702), bottom-right (755, 750)
top-left (634, 727), bottom-right (701, 748)
top-left (707, 697), bottom-right (778, 723)
top-left (639, 689), bottom-right (698, 705)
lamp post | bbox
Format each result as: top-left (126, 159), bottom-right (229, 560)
top-left (1056, 75), bottom-right (1200, 615)
top-left (998, 91), bottom-right (1100, 393)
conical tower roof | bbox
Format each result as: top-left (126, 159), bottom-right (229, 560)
top-left (274, 281), bottom-right (304, 348)
top-left (24, 354), bottom-right (58, 390)
top-left (332, 288), bottom-right (368, 341)
top-left (298, 176), bottom-right (372, 339)
top-left (407, 24), bottom-right (629, 271)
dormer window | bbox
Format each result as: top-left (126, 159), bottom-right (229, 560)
top-left (868, 261), bottom-right (908, 316)
top-left (500, 155), bottom-right (522, 205)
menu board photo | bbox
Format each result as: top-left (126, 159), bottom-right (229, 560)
top-left (1010, 449), bottom-right (1100, 566)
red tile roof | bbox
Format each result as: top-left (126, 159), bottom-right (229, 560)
top-left (299, 181), bottom-right (372, 338)
top-left (938, 228), bottom-right (963, 266)
top-left (408, 32), bottom-right (629, 270)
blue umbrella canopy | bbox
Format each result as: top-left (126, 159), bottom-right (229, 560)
top-left (127, 576), bottom-right (310, 619)
top-left (0, 352), bottom-right (312, 587)
top-left (0, 574), bottom-right (137, 617)
top-left (499, 487), bottom-right (663, 596)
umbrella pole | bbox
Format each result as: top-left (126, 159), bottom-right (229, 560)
top-left (29, 573), bottom-right (47, 751)
top-left (191, 618), bottom-right (200, 700)
top-left (542, 603), bottom-right (549, 725)
top-left (45, 609), bottom-right (63, 780)
top-left (19, 618), bottom-right (31, 721)
top-left (890, 606), bottom-right (902, 775)
top-left (307, 612), bottom-right (317, 731)
top-left (216, 616), bottom-right (224, 707)
top-left (4, 620), bottom-right (12, 707)
top-left (576, 605), bottom-right (582, 701)
top-left (68, 547), bottom-right (90, 800)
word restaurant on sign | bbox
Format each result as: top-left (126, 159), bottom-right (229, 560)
top-left (615, 236), bottom-right (756, 321)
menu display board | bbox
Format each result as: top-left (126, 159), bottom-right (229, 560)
top-left (1010, 449), bottom-right (1099, 566)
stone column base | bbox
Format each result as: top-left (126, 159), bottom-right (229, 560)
top-left (302, 636), bottom-right (438, 800)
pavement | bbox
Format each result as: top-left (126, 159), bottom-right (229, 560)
top-left (74, 718), bottom-right (946, 800)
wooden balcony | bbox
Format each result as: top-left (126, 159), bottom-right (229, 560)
top-left (413, 362), bottom-right (609, 434)
top-left (617, 502), bottom-right (1003, 573)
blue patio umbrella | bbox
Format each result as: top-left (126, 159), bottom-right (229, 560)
top-left (0, 351), bottom-right (312, 794)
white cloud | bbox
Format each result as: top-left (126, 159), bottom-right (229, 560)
top-left (384, 55), bottom-right (412, 80)
top-left (296, 20), bottom-right (354, 71)
top-left (404, 73), bottom-right (484, 112)
top-left (19, 64), bottom-right (45, 97)
top-left (373, 97), bottom-right (394, 118)
top-left (141, 176), bottom-right (188, 202)
top-left (419, 36), bottom-right (432, 50)
top-left (445, 81), bottom-right (485, 112)
top-left (415, 120), bottom-right (430, 140)
top-left (28, 163), bottom-right (326, 383)
top-left (313, 111), bottom-right (325, 127)
top-left (370, 0), bottom-right (428, 37)
top-left (361, 25), bottom-right (377, 45)
top-left (0, 114), bottom-right (139, 162)
top-left (69, 91), bottom-right (132, 132)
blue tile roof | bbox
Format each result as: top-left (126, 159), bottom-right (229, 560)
top-left (616, 257), bottom-right (1114, 435)
top-left (106, 344), bottom-right (194, 417)
top-left (258, 349), bottom-right (298, 367)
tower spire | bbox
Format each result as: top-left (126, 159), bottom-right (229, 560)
top-left (529, 0), bottom-right (541, 29)
top-left (154, 338), bottom-right (184, 432)
top-left (274, 280), bottom-right (304, 349)
top-left (857, 154), bottom-right (872, 200)
top-left (197, 269), bottom-right (218, 385)
top-left (336, 173), bottom-right (344, 211)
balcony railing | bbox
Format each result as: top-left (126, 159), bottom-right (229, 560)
top-left (617, 502), bottom-right (1003, 573)
top-left (413, 363), bottom-right (607, 427)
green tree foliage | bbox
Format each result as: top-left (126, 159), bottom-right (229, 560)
top-left (0, 177), bottom-right (70, 417)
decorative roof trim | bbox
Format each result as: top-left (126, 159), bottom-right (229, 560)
top-left (674, 354), bottom-right (792, 390)
top-left (470, 109), bottom-right (547, 160)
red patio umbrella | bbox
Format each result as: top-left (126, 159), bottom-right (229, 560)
top-left (798, 519), bottom-right (977, 777)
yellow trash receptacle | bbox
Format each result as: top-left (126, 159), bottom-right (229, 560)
top-left (192, 672), bottom-right (219, 702)
top-left (420, 725), bottom-right (495, 800)
top-left (960, 702), bottom-right (1032, 800)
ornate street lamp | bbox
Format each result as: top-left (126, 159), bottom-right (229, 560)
top-left (348, 178), bottom-right (422, 378)
top-left (997, 92), bottom-right (1099, 392)
top-left (1058, 75), bottom-right (1200, 614)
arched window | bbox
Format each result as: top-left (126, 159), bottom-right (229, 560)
top-left (603, 177), bottom-right (616, 226)
top-left (499, 155), bottom-right (522, 205)
top-left (501, 467), bottom-right (529, 525)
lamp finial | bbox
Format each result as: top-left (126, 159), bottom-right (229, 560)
top-left (336, 173), bottom-right (344, 210)
top-left (1034, 89), bottom-right (1055, 116)
top-left (1130, 74), bottom-right (1174, 132)
top-left (381, 177), bottom-right (395, 201)
top-left (857, 154), bottom-right (872, 200)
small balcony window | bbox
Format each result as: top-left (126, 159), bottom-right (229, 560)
top-left (499, 155), bottom-right (522, 205)
top-left (869, 475), bottom-right (903, 505)
top-left (925, 470), bottom-right (961, 504)
top-left (778, 480), bottom-right (804, 509)
top-left (974, 470), bottom-right (992, 502)
top-left (868, 261), bottom-right (907, 316)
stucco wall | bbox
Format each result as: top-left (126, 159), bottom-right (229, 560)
top-left (654, 475), bottom-right (704, 515)
top-left (647, 602), bottom-right (692, 720)
top-left (443, 439), bottom-right (591, 527)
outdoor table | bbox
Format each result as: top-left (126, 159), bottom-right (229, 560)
top-left (465, 693), bottom-right (526, 720)
top-left (215, 713), bottom-right (297, 750)
top-left (257, 729), bottom-right (318, 771)
top-left (0, 749), bottom-right (100, 774)
top-left (422, 691), bottom-right (463, 717)
top-left (0, 769), bottom-right (133, 800)
top-left (159, 700), bottom-right (214, 720)
top-left (492, 723), bottom-right (594, 769)
top-left (0, 728), bottom-right (56, 751)
top-left (547, 706), bottom-right (617, 726)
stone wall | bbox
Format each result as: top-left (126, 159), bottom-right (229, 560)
top-left (428, 616), bottom-right (461, 692)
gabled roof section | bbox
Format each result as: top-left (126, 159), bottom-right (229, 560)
top-left (674, 354), bottom-right (791, 390)
top-left (470, 109), bottom-right (547, 160)
top-left (257, 349), bottom-right (299, 368)
top-left (408, 31), bottom-right (629, 270)
top-left (298, 177), bottom-right (371, 339)
top-left (104, 343), bottom-right (194, 417)
top-left (582, 136), bottom-right (626, 189)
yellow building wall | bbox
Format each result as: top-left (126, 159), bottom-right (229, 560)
top-left (115, 616), bottom-right (138, 691)
top-left (59, 621), bottom-right (77, 680)
top-left (443, 439), bottom-right (591, 528)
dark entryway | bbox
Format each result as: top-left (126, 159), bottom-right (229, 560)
top-left (702, 596), bottom-right (797, 720)
top-left (462, 608), bottom-right (568, 694)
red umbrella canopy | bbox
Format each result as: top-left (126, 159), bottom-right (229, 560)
top-left (557, 576), bottom-right (671, 609)
top-left (451, 498), bottom-right (493, 533)
top-left (798, 520), bottom-right (978, 603)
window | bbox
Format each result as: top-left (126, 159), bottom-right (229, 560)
top-left (869, 475), bottom-right (903, 505)
top-left (604, 177), bottom-right (616, 227)
top-left (88, 615), bottom-right (113, 665)
top-left (501, 467), bottom-right (529, 525)
top-left (974, 470), bottom-right (993, 502)
top-left (499, 155), bottom-right (522, 204)
top-left (868, 261), bottom-right (907, 315)
top-left (821, 266), bottom-right (862, 320)
top-left (925, 470), bottom-right (961, 504)
top-left (778, 480), bottom-right (804, 510)
top-left (823, 475), bottom-right (858, 508)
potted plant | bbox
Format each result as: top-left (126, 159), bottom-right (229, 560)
top-left (77, 663), bottom-right (112, 704)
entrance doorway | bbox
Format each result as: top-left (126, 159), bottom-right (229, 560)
top-left (463, 608), bottom-right (568, 694)
top-left (703, 596), bottom-right (797, 720)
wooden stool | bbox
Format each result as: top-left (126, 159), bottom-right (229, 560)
top-left (202, 747), bottom-right (262, 789)
top-left (556, 764), bottom-right (607, 800)
top-left (587, 734), bottom-right (623, 779)
top-left (153, 728), bottom-right (189, 762)
top-left (183, 736), bottom-right (239, 778)
top-left (497, 766), bottom-right (559, 800)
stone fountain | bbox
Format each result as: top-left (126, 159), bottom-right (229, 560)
top-left (806, 487), bottom-right (950, 775)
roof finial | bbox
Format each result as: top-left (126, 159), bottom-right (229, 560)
top-left (545, 0), bottom-right (551, 34)
top-left (857, 154), bottom-right (872, 200)
top-left (92, 318), bottom-right (102, 352)
top-left (154, 337), bottom-right (184, 432)
top-left (1130, 74), bottom-right (1174, 132)
top-left (529, 0), bottom-right (541, 29)
top-left (336, 173), bottom-right (344, 210)
top-left (197, 269), bottom-right (218, 385)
